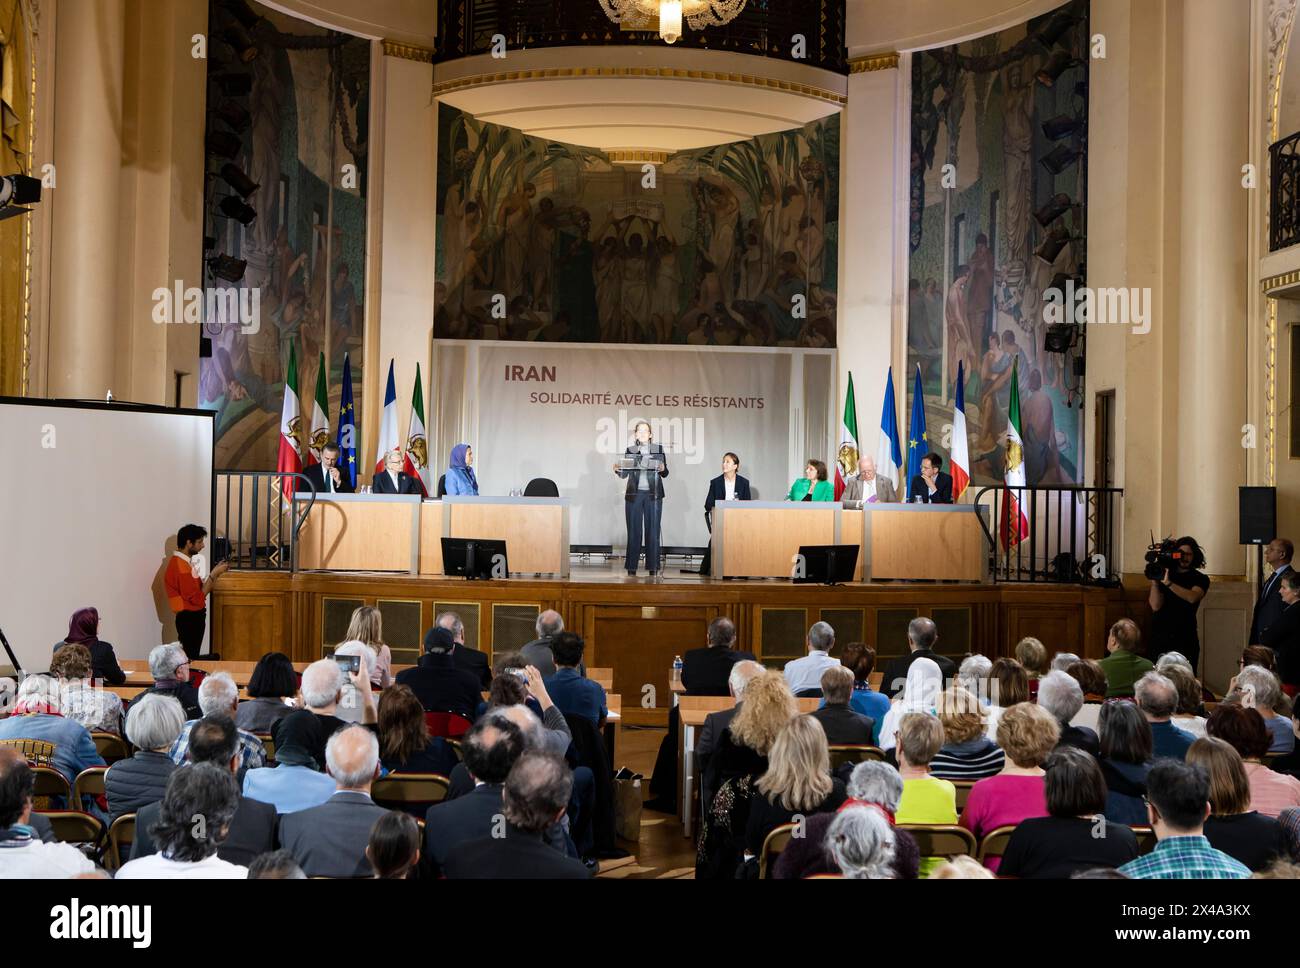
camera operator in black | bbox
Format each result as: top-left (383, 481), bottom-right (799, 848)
top-left (1147, 535), bottom-right (1210, 671)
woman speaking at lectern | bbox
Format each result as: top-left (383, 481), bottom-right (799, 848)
top-left (612, 420), bottom-right (669, 577)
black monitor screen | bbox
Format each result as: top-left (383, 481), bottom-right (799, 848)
top-left (441, 537), bottom-right (509, 580)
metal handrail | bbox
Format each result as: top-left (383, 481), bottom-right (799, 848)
top-left (970, 484), bottom-right (1124, 584)
top-left (215, 472), bottom-right (316, 572)
top-left (1271, 131), bottom-right (1300, 252)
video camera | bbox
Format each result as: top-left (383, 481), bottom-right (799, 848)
top-left (1144, 534), bottom-right (1188, 580)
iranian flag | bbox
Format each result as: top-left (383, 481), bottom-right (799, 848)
top-left (277, 344), bottom-right (303, 496)
top-left (307, 352), bottom-right (329, 466)
top-left (834, 372), bottom-right (859, 501)
top-left (951, 359), bottom-right (970, 501)
top-left (1000, 359), bottom-right (1030, 548)
top-left (374, 360), bottom-right (399, 475)
top-left (403, 364), bottom-right (430, 496)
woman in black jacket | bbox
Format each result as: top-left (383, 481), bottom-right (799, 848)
top-left (105, 693), bottom-right (186, 821)
top-left (52, 607), bottom-right (125, 686)
top-left (1262, 571), bottom-right (1300, 693)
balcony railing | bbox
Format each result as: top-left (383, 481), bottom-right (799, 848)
top-left (1270, 131), bottom-right (1300, 252)
top-left (971, 485), bottom-right (1124, 585)
top-left (435, 0), bottom-right (848, 74)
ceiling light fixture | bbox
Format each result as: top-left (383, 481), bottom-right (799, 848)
top-left (598, 0), bottom-right (748, 45)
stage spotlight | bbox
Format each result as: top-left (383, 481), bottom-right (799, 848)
top-left (1044, 323), bottom-right (1080, 354)
top-left (1042, 114), bottom-right (1086, 141)
top-left (1036, 49), bottom-right (1077, 87)
top-left (1035, 226), bottom-right (1072, 264)
top-left (222, 24), bottom-right (259, 63)
top-left (207, 130), bottom-right (243, 160)
top-left (212, 72), bottom-right (253, 98)
top-left (1033, 12), bottom-right (1080, 51)
top-left (218, 196), bottom-right (258, 225)
top-left (1040, 143), bottom-right (1081, 175)
top-left (215, 100), bottom-right (251, 132)
top-left (220, 162), bottom-right (260, 198)
top-left (207, 254), bottom-right (248, 283)
top-left (223, 0), bottom-right (264, 30)
top-left (1034, 193), bottom-right (1075, 228)
top-left (0, 173), bottom-right (41, 222)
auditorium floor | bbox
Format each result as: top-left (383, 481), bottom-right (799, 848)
top-left (600, 725), bottom-right (697, 879)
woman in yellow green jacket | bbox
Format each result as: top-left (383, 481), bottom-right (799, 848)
top-left (787, 459), bottom-right (835, 502)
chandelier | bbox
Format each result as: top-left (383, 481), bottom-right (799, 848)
top-left (598, 0), bottom-right (749, 45)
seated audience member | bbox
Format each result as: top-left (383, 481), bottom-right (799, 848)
top-left (1117, 760), bottom-right (1251, 879)
top-left (346, 605), bottom-right (394, 689)
top-left (237, 652), bottom-right (298, 734)
top-left (378, 685), bottom-right (457, 776)
top-left (1135, 671), bottom-right (1195, 760)
top-left (682, 617), bottom-right (755, 696)
top-left (773, 761), bottom-right (920, 880)
top-left (520, 610), bottom-right (567, 678)
top-left (50, 642), bottom-right (123, 735)
top-left (273, 659), bottom-right (353, 770)
top-left (396, 627), bottom-right (485, 722)
top-left (438, 611), bottom-right (492, 691)
top-left (1015, 637), bottom-right (1050, 700)
top-left (1065, 660), bottom-right (1107, 733)
top-left (247, 850), bottom-right (306, 879)
top-left (999, 747), bottom-right (1140, 879)
top-left (1099, 618), bottom-right (1152, 698)
top-left (810, 666), bottom-right (875, 745)
top-left (105, 693), bottom-right (182, 821)
top-left (133, 643), bottom-right (201, 720)
top-left (1163, 665), bottom-right (1208, 739)
top-left (956, 654), bottom-right (993, 703)
top-left (880, 618), bottom-right (956, 700)
top-left (697, 660), bottom-right (765, 807)
top-left (132, 716), bottom-right (277, 867)
top-left (1051, 652), bottom-right (1081, 673)
top-left (279, 725), bottom-right (389, 878)
top-left (1227, 664), bottom-right (1295, 754)
top-left (241, 716), bottom-right (337, 814)
top-left (783, 622), bottom-right (841, 697)
top-left (836, 644), bottom-right (891, 736)
top-left (0, 675), bottom-right (104, 789)
top-left (116, 763), bottom-right (248, 878)
top-left (929, 686), bottom-right (1004, 781)
top-left (894, 713), bottom-right (957, 876)
top-left (332, 641), bottom-right (379, 726)
top-left (168, 672), bottom-right (266, 777)
top-left (367, 810), bottom-right (421, 879)
top-left (1187, 737), bottom-right (1288, 871)
top-left (1038, 670), bottom-right (1099, 757)
top-left (52, 606), bottom-right (126, 686)
top-left (1098, 700), bottom-right (1155, 824)
top-left (960, 703), bottom-right (1059, 869)
top-left (930, 855), bottom-right (995, 879)
top-left (879, 658), bottom-right (944, 755)
top-left (824, 805), bottom-right (898, 879)
top-left (746, 716), bottom-right (847, 859)
top-left (1207, 704), bottom-right (1300, 817)
top-left (1240, 643), bottom-right (1278, 673)
top-left (443, 751), bottom-right (592, 879)
top-left (1262, 572), bottom-right (1300, 693)
top-left (0, 747), bottom-right (96, 878)
top-left (986, 658), bottom-right (1030, 740)
top-left (543, 632), bottom-right (607, 726)
top-left (484, 667), bottom-right (572, 755)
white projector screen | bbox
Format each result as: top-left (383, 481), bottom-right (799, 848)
top-left (0, 400), bottom-right (214, 674)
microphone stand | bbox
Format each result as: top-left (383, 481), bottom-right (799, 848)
top-left (0, 625), bottom-right (23, 679)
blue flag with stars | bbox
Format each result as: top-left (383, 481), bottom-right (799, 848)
top-left (336, 352), bottom-right (358, 489)
top-left (906, 363), bottom-right (928, 501)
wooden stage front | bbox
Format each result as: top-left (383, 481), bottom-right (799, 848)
top-left (212, 561), bottom-right (1140, 727)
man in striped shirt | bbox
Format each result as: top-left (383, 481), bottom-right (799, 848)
top-left (165, 524), bottom-right (229, 661)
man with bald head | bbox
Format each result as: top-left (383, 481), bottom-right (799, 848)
top-left (842, 454), bottom-right (899, 504)
top-left (279, 724), bottom-right (388, 877)
top-left (438, 609), bottom-right (491, 688)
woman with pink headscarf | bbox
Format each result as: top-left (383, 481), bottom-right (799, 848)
top-left (52, 607), bottom-right (125, 685)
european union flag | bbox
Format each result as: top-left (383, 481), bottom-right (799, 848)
top-left (337, 353), bottom-right (358, 490)
top-left (906, 363), bottom-right (929, 501)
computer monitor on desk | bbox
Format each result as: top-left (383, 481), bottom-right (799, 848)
top-left (442, 538), bottom-right (509, 580)
top-left (794, 545), bottom-right (859, 585)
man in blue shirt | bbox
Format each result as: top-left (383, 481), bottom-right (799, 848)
top-left (543, 633), bottom-right (606, 728)
top-left (1136, 671), bottom-right (1194, 760)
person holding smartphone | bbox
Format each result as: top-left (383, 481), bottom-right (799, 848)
top-left (166, 524), bottom-right (229, 661)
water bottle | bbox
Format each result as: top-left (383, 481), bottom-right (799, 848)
top-left (672, 655), bottom-right (683, 685)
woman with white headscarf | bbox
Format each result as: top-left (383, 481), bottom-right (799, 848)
top-left (879, 658), bottom-right (944, 754)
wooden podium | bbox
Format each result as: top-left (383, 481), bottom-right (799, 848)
top-left (296, 494), bottom-right (420, 572)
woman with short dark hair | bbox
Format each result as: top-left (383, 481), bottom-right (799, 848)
top-left (1098, 700), bottom-right (1154, 825)
top-left (999, 747), bottom-right (1140, 879)
top-left (786, 459), bottom-right (833, 502)
top-left (237, 652), bottom-right (299, 734)
top-left (836, 642), bottom-right (890, 742)
top-left (367, 810), bottom-right (421, 879)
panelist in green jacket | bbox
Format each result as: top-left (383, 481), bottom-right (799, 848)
top-left (787, 459), bottom-right (835, 502)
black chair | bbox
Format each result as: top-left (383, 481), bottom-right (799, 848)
top-left (437, 474), bottom-right (447, 498)
top-left (523, 478), bottom-right (559, 497)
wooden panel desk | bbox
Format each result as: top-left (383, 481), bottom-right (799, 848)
top-left (862, 504), bottom-right (989, 582)
top-left (713, 501), bottom-right (846, 579)
top-left (120, 659), bottom-right (310, 688)
top-left (297, 494), bottom-right (420, 572)
top-left (428, 497), bottom-right (569, 577)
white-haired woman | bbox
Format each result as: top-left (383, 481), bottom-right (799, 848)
top-left (1229, 665), bottom-right (1295, 754)
top-left (825, 805), bottom-right (897, 879)
top-left (957, 654), bottom-right (992, 704)
top-left (105, 693), bottom-right (185, 820)
top-left (0, 675), bottom-right (104, 792)
top-left (332, 641), bottom-right (379, 725)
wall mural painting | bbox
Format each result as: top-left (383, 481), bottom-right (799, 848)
top-left (908, 0), bottom-right (1088, 486)
top-left (435, 104), bottom-right (839, 347)
top-left (200, 0), bottom-right (370, 470)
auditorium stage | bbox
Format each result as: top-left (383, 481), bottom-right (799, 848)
top-left (212, 562), bottom-right (1136, 726)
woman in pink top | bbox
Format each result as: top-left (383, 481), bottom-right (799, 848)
top-left (960, 703), bottom-right (1061, 871)
top-left (1207, 704), bottom-right (1300, 818)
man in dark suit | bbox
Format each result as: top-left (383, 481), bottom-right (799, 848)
top-left (1250, 538), bottom-right (1294, 645)
top-left (395, 627), bottom-right (482, 719)
top-left (372, 448), bottom-right (423, 495)
top-left (810, 667), bottom-right (875, 745)
top-left (682, 617), bottom-right (756, 696)
top-left (443, 751), bottom-right (590, 879)
top-left (880, 617), bottom-right (957, 699)
top-left (520, 610), bottom-right (565, 677)
top-left (908, 451), bottom-right (954, 504)
top-left (279, 725), bottom-right (389, 878)
top-left (301, 442), bottom-right (355, 495)
top-left (437, 610), bottom-right (491, 689)
top-left (130, 716), bottom-right (277, 867)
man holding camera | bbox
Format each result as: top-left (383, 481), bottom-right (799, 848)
top-left (1147, 535), bottom-right (1210, 671)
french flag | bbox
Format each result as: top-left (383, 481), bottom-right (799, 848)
top-left (951, 360), bottom-right (970, 501)
top-left (374, 360), bottom-right (399, 475)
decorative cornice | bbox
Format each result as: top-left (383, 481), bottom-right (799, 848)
top-left (848, 52), bottom-right (900, 74)
top-left (382, 41), bottom-right (434, 63)
top-left (433, 65), bottom-right (846, 106)
top-left (1261, 269), bottom-right (1300, 293)
top-left (607, 149), bottom-right (670, 165)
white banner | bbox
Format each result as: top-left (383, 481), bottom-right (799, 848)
top-left (435, 342), bottom-right (834, 548)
